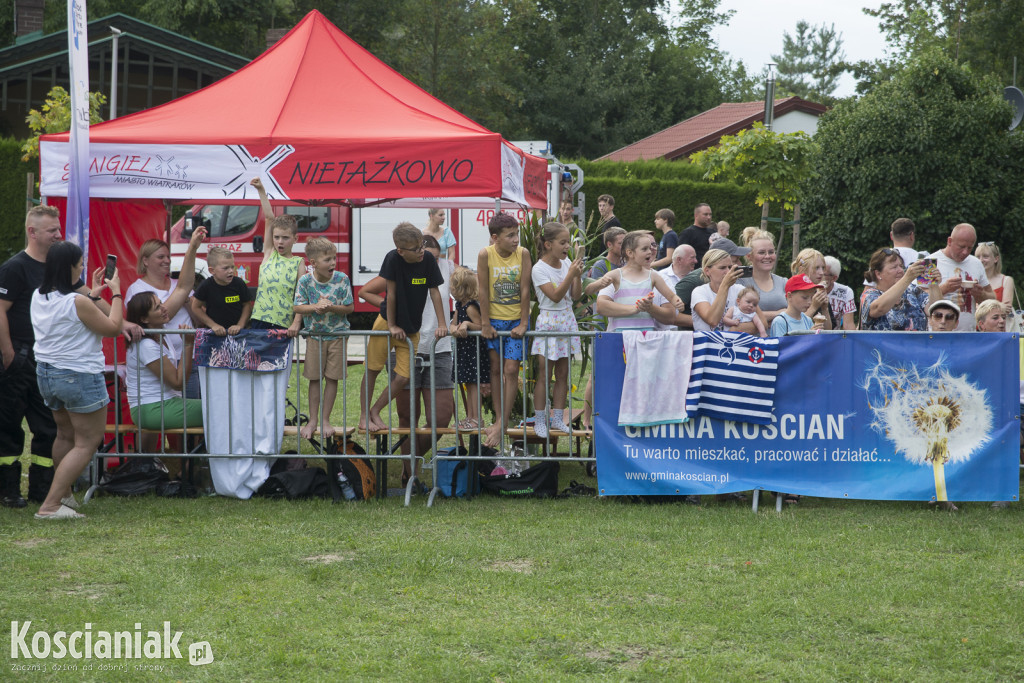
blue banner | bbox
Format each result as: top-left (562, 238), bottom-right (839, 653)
top-left (594, 332), bottom-right (1020, 501)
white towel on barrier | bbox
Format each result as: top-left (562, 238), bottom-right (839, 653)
top-left (618, 330), bottom-right (693, 427)
top-left (200, 365), bottom-right (288, 499)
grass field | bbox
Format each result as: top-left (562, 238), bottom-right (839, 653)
top-left (4, 485), bottom-right (1024, 681)
top-left (5, 358), bottom-right (1024, 680)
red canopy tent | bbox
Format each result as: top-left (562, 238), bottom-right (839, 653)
top-left (39, 10), bottom-right (547, 208)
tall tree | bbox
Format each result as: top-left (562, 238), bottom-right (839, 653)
top-left (770, 20), bottom-right (847, 104)
top-left (857, 1), bottom-right (1024, 94)
top-left (803, 51), bottom-right (1024, 288)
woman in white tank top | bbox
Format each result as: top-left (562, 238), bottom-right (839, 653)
top-left (30, 241), bottom-right (123, 519)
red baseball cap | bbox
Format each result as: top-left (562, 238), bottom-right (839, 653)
top-left (785, 274), bottom-right (824, 294)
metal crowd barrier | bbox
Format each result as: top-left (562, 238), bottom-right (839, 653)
top-left (83, 327), bottom-right (602, 507)
top-left (425, 329), bottom-right (599, 506)
top-left (85, 328), bottom-right (422, 506)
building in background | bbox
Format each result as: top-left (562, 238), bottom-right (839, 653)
top-left (0, 8), bottom-right (249, 137)
top-left (599, 97), bottom-right (827, 162)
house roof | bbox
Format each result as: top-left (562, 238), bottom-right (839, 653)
top-left (598, 97), bottom-right (828, 162)
top-left (0, 13), bottom-right (248, 73)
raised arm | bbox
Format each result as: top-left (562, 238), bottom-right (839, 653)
top-left (251, 177), bottom-right (275, 257)
top-left (163, 226), bottom-right (206, 317)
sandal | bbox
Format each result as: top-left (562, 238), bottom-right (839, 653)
top-left (457, 418), bottom-right (480, 430)
top-left (34, 504), bottom-right (85, 520)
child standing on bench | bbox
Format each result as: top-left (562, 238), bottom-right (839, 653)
top-left (358, 224), bottom-right (447, 432)
top-left (449, 266), bottom-right (491, 430)
top-left (530, 222), bottom-right (584, 437)
top-left (478, 212), bottom-right (533, 449)
top-left (191, 247), bottom-right (253, 336)
top-left (292, 237), bottom-right (354, 439)
top-left (249, 177), bottom-right (303, 335)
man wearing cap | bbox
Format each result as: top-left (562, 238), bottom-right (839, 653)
top-left (927, 300), bottom-right (960, 332)
top-left (674, 238), bottom-right (752, 330)
top-left (770, 274), bottom-right (824, 336)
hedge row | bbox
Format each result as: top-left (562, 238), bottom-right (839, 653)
top-left (0, 138), bottom-right (34, 261)
top-left (571, 158), bottom-right (708, 182)
top-left (577, 176), bottom-right (763, 244)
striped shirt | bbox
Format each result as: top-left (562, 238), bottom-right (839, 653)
top-left (685, 331), bottom-right (780, 425)
top-left (605, 272), bottom-right (656, 332)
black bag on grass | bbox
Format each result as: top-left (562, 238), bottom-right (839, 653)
top-left (326, 437), bottom-right (377, 501)
top-left (257, 467), bottom-right (331, 500)
top-left (99, 458), bottom-right (170, 496)
top-left (480, 460), bottom-right (559, 499)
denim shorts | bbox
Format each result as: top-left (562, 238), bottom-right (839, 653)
top-left (36, 362), bottom-right (109, 414)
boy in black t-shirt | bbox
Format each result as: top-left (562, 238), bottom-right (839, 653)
top-left (358, 224), bottom-right (447, 432)
top-left (191, 247), bottom-right (253, 335)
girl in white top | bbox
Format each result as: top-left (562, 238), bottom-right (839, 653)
top-left (31, 241), bottom-right (124, 519)
top-left (692, 248), bottom-right (767, 333)
top-left (124, 228), bottom-right (206, 438)
top-left (530, 222), bottom-right (584, 437)
top-left (591, 231), bottom-right (683, 332)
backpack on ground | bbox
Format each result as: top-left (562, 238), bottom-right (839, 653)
top-left (257, 467), bottom-right (331, 500)
top-left (433, 446), bottom-right (483, 498)
top-left (327, 437), bottom-right (377, 501)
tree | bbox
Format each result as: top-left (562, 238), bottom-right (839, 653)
top-left (689, 123), bottom-right (817, 210)
top-left (690, 123), bottom-right (818, 256)
top-left (770, 20), bottom-right (847, 105)
top-left (802, 51), bottom-right (1024, 288)
top-left (21, 86), bottom-right (106, 162)
top-left (856, 1), bottom-right (1024, 95)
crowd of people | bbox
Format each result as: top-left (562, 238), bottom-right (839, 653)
top-left (0, 190), bottom-right (1018, 517)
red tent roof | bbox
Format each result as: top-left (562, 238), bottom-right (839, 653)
top-left (41, 11), bottom-right (546, 207)
top-left (598, 97), bottom-right (827, 162)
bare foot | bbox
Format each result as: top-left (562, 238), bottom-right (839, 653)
top-left (322, 424), bottom-right (336, 439)
top-left (367, 412), bottom-right (387, 432)
top-left (299, 422), bottom-right (315, 440)
top-left (357, 414), bottom-right (371, 431)
top-left (483, 423), bottom-right (501, 449)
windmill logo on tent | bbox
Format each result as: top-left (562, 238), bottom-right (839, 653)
top-left (219, 144), bottom-right (295, 199)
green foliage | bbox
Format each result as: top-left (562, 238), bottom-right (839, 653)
top-left (857, 1), bottom-right (1024, 95)
top-left (581, 176), bottom-right (762, 239)
top-left (21, 86), bottom-right (106, 162)
top-left (572, 159), bottom-right (708, 182)
top-left (690, 123), bottom-right (818, 210)
top-left (0, 138), bottom-right (34, 261)
top-left (803, 51), bottom-right (1024, 290)
top-left (771, 20), bottom-right (847, 105)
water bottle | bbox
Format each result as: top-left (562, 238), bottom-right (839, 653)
top-left (336, 471), bottom-right (357, 501)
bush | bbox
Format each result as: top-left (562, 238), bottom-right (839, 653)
top-left (0, 138), bottom-right (35, 261)
top-left (579, 176), bottom-right (763, 243)
top-left (570, 158), bottom-right (708, 182)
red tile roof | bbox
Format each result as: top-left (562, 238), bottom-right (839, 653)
top-left (598, 96), bottom-right (827, 162)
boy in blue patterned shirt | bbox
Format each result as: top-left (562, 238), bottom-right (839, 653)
top-left (291, 237), bottom-right (354, 439)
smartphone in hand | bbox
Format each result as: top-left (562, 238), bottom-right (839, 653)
top-left (104, 254), bottom-right (117, 282)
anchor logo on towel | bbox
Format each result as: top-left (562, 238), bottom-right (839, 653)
top-left (705, 331), bottom-right (757, 365)
top-left (219, 144), bottom-right (295, 200)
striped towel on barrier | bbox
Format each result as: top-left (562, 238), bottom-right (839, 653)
top-left (685, 331), bottom-right (780, 425)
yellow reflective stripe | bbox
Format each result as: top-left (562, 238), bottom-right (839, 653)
top-left (0, 456), bottom-right (18, 466)
top-left (29, 455), bottom-right (53, 467)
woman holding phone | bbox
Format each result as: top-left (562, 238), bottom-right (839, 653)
top-left (31, 242), bottom-right (123, 519)
top-left (737, 231), bottom-right (787, 324)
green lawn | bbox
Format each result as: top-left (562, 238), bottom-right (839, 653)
top-left (5, 360), bottom-right (1024, 680)
top-left (3, 489), bottom-right (1023, 680)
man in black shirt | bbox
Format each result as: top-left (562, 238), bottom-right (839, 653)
top-left (0, 207), bottom-right (64, 506)
top-left (678, 203), bottom-right (717, 266)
